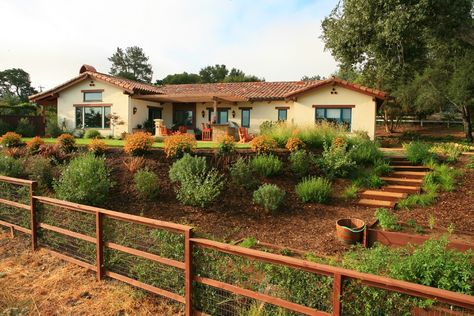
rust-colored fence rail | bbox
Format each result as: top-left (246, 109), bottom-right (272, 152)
top-left (0, 175), bottom-right (473, 316)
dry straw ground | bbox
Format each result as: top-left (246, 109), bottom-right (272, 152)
top-left (0, 232), bottom-right (183, 316)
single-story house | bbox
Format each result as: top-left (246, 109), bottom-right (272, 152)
top-left (29, 65), bottom-right (386, 139)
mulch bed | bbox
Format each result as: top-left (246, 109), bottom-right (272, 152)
top-left (99, 149), bottom-right (473, 256)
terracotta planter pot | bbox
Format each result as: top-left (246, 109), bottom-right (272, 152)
top-left (336, 218), bottom-right (366, 245)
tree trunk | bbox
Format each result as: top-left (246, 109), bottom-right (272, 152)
top-left (383, 108), bottom-right (393, 133)
top-left (461, 105), bottom-right (473, 143)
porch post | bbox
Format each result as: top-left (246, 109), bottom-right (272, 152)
top-left (213, 100), bottom-right (217, 123)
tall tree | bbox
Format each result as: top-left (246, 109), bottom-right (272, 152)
top-left (321, 0), bottom-right (473, 134)
top-left (198, 64), bottom-right (229, 83)
top-left (301, 75), bottom-right (324, 81)
top-left (156, 65), bottom-right (263, 85)
top-left (0, 68), bottom-right (37, 105)
top-left (156, 72), bottom-right (202, 85)
top-left (108, 46), bottom-right (153, 83)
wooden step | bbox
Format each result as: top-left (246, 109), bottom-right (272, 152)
top-left (360, 190), bottom-right (407, 202)
top-left (389, 160), bottom-right (413, 166)
top-left (391, 171), bottom-right (429, 179)
top-left (357, 198), bottom-right (395, 208)
top-left (389, 156), bottom-right (408, 161)
top-left (382, 185), bottom-right (421, 194)
top-left (391, 165), bottom-right (431, 171)
top-left (380, 177), bottom-right (423, 186)
top-left (463, 152), bottom-right (474, 156)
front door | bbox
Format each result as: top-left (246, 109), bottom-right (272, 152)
top-left (172, 103), bottom-right (196, 129)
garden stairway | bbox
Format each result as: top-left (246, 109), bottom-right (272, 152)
top-left (357, 156), bottom-right (430, 208)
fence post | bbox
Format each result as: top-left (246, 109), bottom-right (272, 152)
top-left (184, 228), bottom-right (193, 315)
top-left (30, 182), bottom-right (38, 251)
top-left (95, 212), bottom-right (104, 281)
top-left (332, 273), bottom-right (343, 316)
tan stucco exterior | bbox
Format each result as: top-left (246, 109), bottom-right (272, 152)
top-left (55, 79), bottom-right (378, 139)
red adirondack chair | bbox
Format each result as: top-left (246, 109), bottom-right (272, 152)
top-left (238, 127), bottom-right (253, 143)
top-left (202, 128), bottom-right (212, 141)
top-left (160, 126), bottom-right (171, 136)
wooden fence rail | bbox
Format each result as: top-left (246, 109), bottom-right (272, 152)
top-left (0, 175), bottom-right (473, 315)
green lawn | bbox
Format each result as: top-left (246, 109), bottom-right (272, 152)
top-left (22, 138), bottom-right (250, 149)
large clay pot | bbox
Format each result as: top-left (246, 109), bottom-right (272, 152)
top-left (336, 218), bottom-right (366, 245)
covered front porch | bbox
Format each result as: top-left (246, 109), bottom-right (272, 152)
top-left (132, 93), bottom-right (249, 141)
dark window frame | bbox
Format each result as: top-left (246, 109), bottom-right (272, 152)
top-left (277, 109), bottom-right (288, 121)
top-left (241, 109), bottom-right (250, 128)
top-left (314, 108), bottom-right (352, 130)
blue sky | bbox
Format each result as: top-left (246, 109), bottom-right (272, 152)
top-left (0, 0), bottom-right (339, 88)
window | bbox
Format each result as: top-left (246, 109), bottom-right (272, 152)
top-left (83, 91), bottom-right (102, 102)
top-left (174, 110), bottom-right (194, 127)
top-left (217, 109), bottom-right (228, 124)
top-left (241, 109), bottom-right (250, 128)
top-left (208, 109), bottom-right (214, 122)
top-left (315, 108), bottom-right (352, 130)
top-left (277, 109), bottom-right (288, 121)
top-left (75, 106), bottom-right (111, 129)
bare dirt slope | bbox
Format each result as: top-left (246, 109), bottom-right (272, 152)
top-left (0, 232), bottom-right (182, 316)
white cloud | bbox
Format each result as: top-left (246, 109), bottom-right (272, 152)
top-left (0, 0), bottom-right (338, 89)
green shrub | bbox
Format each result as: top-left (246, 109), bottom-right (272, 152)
top-left (27, 157), bottom-right (54, 188)
top-left (373, 158), bottom-right (392, 176)
top-left (348, 136), bottom-right (383, 165)
top-left (397, 190), bottom-right (438, 210)
top-left (289, 150), bottom-right (313, 178)
top-left (343, 184), bottom-right (359, 199)
top-left (53, 154), bottom-right (112, 206)
top-left (46, 121), bottom-right (62, 138)
top-left (374, 208), bottom-right (400, 231)
top-left (251, 154), bottom-right (282, 178)
top-left (353, 170), bottom-right (384, 189)
top-left (175, 169), bottom-right (223, 207)
top-left (0, 155), bottom-right (23, 177)
top-left (229, 157), bottom-right (258, 190)
top-left (84, 129), bottom-right (102, 139)
top-left (0, 119), bottom-right (12, 136)
top-left (390, 237), bottom-right (473, 293)
top-left (169, 154), bottom-right (207, 183)
top-left (403, 141), bottom-right (436, 165)
top-left (430, 143), bottom-right (469, 163)
top-left (318, 141), bottom-right (355, 179)
top-left (295, 177), bottom-right (331, 203)
top-left (343, 236), bottom-right (474, 294)
top-left (169, 154), bottom-right (223, 207)
top-left (216, 135), bottom-right (236, 156)
top-left (252, 183), bottom-right (285, 213)
top-left (15, 118), bottom-right (35, 137)
top-left (134, 168), bottom-right (160, 200)
top-left (428, 164), bottom-right (461, 192)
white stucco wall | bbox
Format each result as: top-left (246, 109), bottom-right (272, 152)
top-left (129, 98), bottom-right (171, 129)
top-left (292, 85), bottom-right (377, 139)
top-left (56, 79), bottom-right (130, 137)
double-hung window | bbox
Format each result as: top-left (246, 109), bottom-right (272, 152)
top-left (75, 106), bottom-right (111, 129)
top-left (315, 107), bottom-right (352, 130)
top-left (241, 109), bottom-right (250, 128)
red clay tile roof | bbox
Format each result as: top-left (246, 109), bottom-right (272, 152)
top-left (30, 65), bottom-right (386, 102)
top-left (29, 67), bottom-right (163, 101)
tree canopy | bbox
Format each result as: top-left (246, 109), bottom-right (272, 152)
top-left (0, 68), bottom-right (37, 106)
top-left (156, 64), bottom-right (263, 85)
top-left (321, 0), bottom-right (474, 140)
top-left (108, 46), bottom-right (153, 83)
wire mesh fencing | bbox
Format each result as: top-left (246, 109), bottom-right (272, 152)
top-left (0, 180), bottom-right (32, 230)
top-left (192, 245), bottom-right (333, 315)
